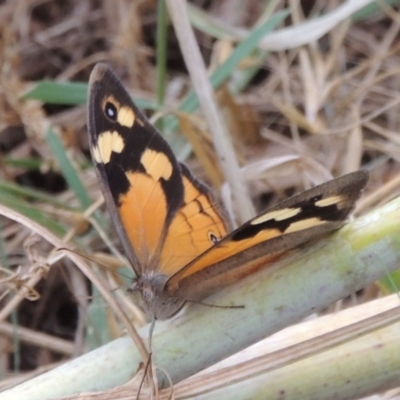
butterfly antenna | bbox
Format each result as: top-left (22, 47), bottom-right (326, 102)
top-left (186, 299), bottom-right (245, 310)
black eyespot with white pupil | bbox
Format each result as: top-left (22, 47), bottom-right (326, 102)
top-left (208, 232), bottom-right (219, 245)
top-left (311, 195), bottom-right (323, 203)
top-left (105, 101), bottom-right (117, 121)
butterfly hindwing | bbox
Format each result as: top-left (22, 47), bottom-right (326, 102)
top-left (166, 170), bottom-right (369, 300)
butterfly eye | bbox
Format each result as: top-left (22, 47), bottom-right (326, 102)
top-left (208, 232), bottom-right (219, 245)
top-left (105, 101), bottom-right (118, 121)
top-left (141, 286), bottom-right (154, 302)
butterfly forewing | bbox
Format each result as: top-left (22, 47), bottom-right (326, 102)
top-left (88, 64), bottom-right (229, 278)
top-left (159, 164), bottom-right (229, 275)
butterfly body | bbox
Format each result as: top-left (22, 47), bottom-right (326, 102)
top-left (87, 63), bottom-right (368, 320)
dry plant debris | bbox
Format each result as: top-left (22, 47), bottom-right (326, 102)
top-left (0, 1), bottom-right (400, 399)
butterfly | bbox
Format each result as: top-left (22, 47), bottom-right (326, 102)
top-left (87, 63), bottom-right (368, 320)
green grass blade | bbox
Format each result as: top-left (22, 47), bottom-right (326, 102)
top-left (45, 127), bottom-right (91, 209)
top-left (156, 0), bottom-right (168, 107)
top-left (23, 81), bottom-right (158, 110)
top-left (164, 9), bottom-right (289, 134)
top-left (0, 191), bottom-right (67, 237)
top-left (22, 81), bottom-right (88, 105)
top-left (0, 179), bottom-right (73, 207)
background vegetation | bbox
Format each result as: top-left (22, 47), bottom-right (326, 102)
top-left (1, 0), bottom-right (400, 398)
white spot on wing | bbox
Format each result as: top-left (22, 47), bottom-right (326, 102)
top-left (251, 208), bottom-right (301, 225)
top-left (285, 217), bottom-right (324, 233)
top-left (315, 195), bottom-right (343, 207)
top-left (117, 106), bottom-right (135, 128)
top-left (140, 149), bottom-right (173, 181)
top-left (93, 131), bottom-right (124, 164)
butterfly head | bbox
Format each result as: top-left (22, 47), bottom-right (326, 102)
top-left (129, 275), bottom-right (186, 320)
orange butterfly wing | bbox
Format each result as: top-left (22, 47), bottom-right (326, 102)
top-left (165, 171), bottom-right (369, 300)
top-left (159, 165), bottom-right (229, 275)
top-left (87, 63), bottom-right (228, 279)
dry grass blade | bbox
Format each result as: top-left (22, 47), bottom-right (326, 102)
top-left (166, 0), bottom-right (255, 223)
top-left (171, 295), bottom-right (400, 399)
top-left (258, 0), bottom-right (375, 50)
top-left (0, 322), bottom-right (74, 355)
top-left (172, 298), bottom-right (400, 398)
